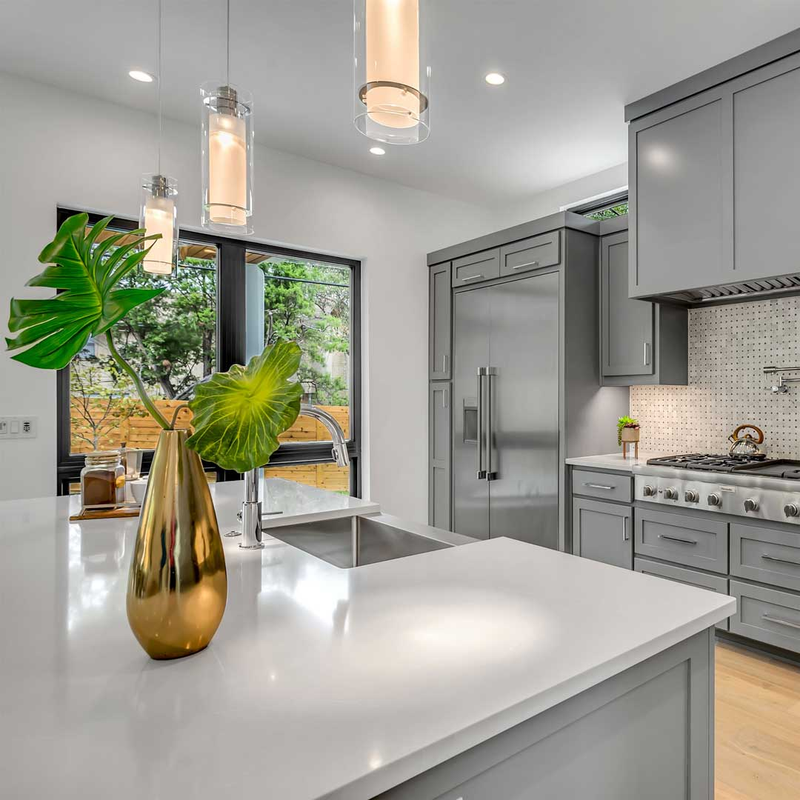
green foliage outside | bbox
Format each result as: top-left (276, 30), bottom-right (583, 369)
top-left (586, 203), bottom-right (629, 221)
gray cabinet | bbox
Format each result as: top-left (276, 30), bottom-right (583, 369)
top-left (429, 262), bottom-right (451, 380)
top-left (428, 382), bottom-right (451, 530)
top-left (451, 248), bottom-right (500, 287)
top-left (499, 231), bottom-right (560, 277)
top-left (732, 57), bottom-right (800, 281)
top-left (629, 91), bottom-right (729, 298)
top-left (601, 229), bottom-right (687, 386)
top-left (572, 497), bottom-right (632, 569)
top-left (730, 580), bottom-right (800, 655)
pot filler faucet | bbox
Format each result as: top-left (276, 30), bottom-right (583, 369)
top-left (236, 405), bottom-right (350, 550)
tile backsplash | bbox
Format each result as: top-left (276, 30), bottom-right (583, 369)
top-left (630, 296), bottom-right (800, 458)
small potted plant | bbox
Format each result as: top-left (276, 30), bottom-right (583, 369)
top-left (617, 415), bottom-right (640, 458)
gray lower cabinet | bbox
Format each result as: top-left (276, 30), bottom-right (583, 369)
top-left (428, 382), bottom-right (451, 530)
top-left (635, 507), bottom-right (728, 574)
top-left (730, 522), bottom-right (800, 593)
top-left (429, 262), bottom-right (451, 380)
top-left (600, 229), bottom-right (688, 386)
top-left (730, 580), bottom-right (800, 655)
top-left (572, 497), bottom-right (632, 569)
top-left (635, 557), bottom-right (729, 631)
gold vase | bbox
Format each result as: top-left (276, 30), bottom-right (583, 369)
top-left (126, 429), bottom-right (227, 660)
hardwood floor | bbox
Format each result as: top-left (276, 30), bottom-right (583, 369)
top-left (716, 641), bottom-right (800, 799)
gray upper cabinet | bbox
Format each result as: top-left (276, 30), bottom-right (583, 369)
top-left (572, 498), bottom-right (632, 570)
top-left (429, 262), bottom-right (451, 380)
top-left (451, 248), bottom-right (500, 287)
top-left (429, 382), bottom-right (451, 530)
top-left (601, 231), bottom-right (653, 378)
top-left (499, 231), bottom-right (560, 277)
top-left (601, 228), bottom-right (687, 386)
top-left (732, 56), bottom-right (800, 281)
top-left (629, 91), bottom-right (729, 298)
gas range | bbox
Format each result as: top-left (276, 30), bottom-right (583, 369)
top-left (633, 454), bottom-right (800, 525)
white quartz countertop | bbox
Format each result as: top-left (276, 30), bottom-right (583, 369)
top-left (0, 482), bottom-right (733, 800)
top-left (565, 452), bottom-right (665, 472)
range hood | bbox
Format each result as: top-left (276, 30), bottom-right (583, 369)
top-left (657, 274), bottom-right (800, 306)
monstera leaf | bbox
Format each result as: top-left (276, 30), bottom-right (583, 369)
top-left (186, 341), bottom-right (304, 473)
top-left (6, 213), bottom-right (163, 370)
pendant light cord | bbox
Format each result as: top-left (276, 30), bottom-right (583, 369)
top-left (226, 0), bottom-right (231, 86)
top-left (157, 0), bottom-right (163, 175)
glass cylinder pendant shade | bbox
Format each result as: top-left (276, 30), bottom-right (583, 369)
top-left (354, 0), bottom-right (430, 145)
top-left (201, 83), bottom-right (253, 234)
top-left (140, 174), bottom-right (179, 275)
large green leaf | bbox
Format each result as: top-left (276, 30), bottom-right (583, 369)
top-left (186, 341), bottom-right (304, 473)
top-left (6, 213), bottom-right (164, 370)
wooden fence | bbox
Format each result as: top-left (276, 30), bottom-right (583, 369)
top-left (71, 399), bottom-right (350, 492)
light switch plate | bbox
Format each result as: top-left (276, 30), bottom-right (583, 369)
top-left (0, 416), bottom-right (37, 439)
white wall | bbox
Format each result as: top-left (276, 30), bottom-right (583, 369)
top-left (497, 163), bottom-right (628, 227)
top-left (0, 72), bottom-right (501, 519)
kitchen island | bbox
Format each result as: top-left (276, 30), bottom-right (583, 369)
top-left (0, 480), bottom-right (733, 799)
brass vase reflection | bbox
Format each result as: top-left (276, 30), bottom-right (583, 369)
top-left (126, 429), bottom-right (227, 660)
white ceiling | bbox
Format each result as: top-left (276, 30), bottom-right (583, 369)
top-left (3, 1), bottom-right (800, 206)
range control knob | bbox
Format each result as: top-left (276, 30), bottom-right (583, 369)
top-left (785, 503), bottom-right (800, 518)
top-left (744, 498), bottom-right (759, 513)
top-left (684, 489), bottom-right (699, 503)
top-left (664, 487), bottom-right (679, 500)
top-left (642, 485), bottom-right (656, 497)
top-left (707, 493), bottom-right (722, 507)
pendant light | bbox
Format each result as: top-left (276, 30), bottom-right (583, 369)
top-left (353, 0), bottom-right (431, 145)
top-left (201, 0), bottom-right (253, 233)
top-left (140, 0), bottom-right (179, 275)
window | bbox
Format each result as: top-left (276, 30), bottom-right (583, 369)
top-left (566, 190), bottom-right (629, 220)
top-left (57, 209), bottom-right (361, 496)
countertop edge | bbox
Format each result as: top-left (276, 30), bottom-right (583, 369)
top-left (326, 597), bottom-right (735, 800)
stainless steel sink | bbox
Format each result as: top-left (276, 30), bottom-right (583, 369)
top-left (266, 513), bottom-right (475, 569)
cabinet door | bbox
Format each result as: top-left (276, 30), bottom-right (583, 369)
top-left (732, 58), bottom-right (800, 280)
top-left (629, 91), bottom-right (730, 298)
top-left (601, 231), bottom-right (654, 378)
top-left (429, 262), bottom-right (452, 380)
top-left (451, 249), bottom-right (500, 287)
top-left (572, 498), bottom-right (632, 569)
top-left (429, 382), bottom-right (451, 530)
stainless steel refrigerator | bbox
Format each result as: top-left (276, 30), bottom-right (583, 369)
top-left (453, 271), bottom-right (559, 547)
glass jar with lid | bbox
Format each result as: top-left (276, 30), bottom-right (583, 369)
top-left (80, 451), bottom-right (126, 511)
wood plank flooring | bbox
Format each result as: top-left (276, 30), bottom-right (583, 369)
top-left (716, 641), bottom-right (800, 799)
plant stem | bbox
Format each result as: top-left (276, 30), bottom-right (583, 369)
top-left (105, 329), bottom-right (171, 430)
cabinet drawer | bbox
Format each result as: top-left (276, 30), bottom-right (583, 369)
top-left (634, 558), bottom-right (729, 630)
top-left (572, 469), bottom-right (632, 503)
top-left (731, 523), bottom-right (800, 592)
top-left (452, 249), bottom-right (500, 286)
top-left (730, 580), bottom-right (800, 655)
top-left (499, 231), bottom-right (560, 277)
top-left (635, 508), bottom-right (728, 574)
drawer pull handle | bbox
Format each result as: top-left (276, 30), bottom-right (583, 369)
top-left (512, 260), bottom-right (539, 271)
top-left (659, 534), bottom-right (697, 546)
top-left (762, 613), bottom-right (800, 632)
top-left (761, 554), bottom-right (800, 567)
top-left (622, 516), bottom-right (629, 542)
top-left (584, 483), bottom-right (614, 490)
top-left (461, 274), bottom-right (484, 283)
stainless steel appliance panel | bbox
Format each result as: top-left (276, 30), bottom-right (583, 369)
top-left (489, 273), bottom-right (559, 546)
top-left (453, 286), bottom-right (491, 539)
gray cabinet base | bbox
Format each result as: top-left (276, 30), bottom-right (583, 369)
top-left (377, 630), bottom-right (714, 800)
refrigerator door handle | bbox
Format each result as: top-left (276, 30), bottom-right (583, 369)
top-left (485, 367), bottom-right (497, 480)
top-left (476, 368), bottom-right (487, 480)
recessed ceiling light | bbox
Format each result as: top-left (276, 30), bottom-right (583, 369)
top-left (128, 70), bottom-right (155, 83)
top-left (484, 72), bottom-right (506, 86)
top-left (370, 146), bottom-right (386, 156)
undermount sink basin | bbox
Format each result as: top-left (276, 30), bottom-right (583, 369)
top-left (266, 513), bottom-right (476, 569)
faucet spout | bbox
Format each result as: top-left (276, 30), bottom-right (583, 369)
top-left (299, 404), bottom-right (350, 467)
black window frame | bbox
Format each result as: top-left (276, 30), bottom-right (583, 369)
top-left (568, 190), bottom-right (629, 219)
top-left (55, 207), bottom-right (362, 497)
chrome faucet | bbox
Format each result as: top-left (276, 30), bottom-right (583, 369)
top-left (237, 404), bottom-right (349, 549)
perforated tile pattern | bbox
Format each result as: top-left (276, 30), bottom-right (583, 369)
top-left (630, 297), bottom-right (800, 458)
